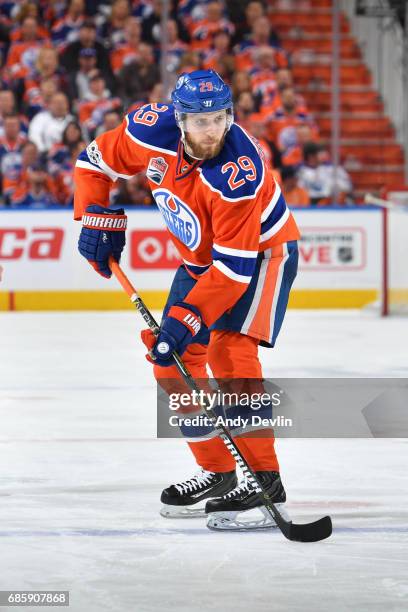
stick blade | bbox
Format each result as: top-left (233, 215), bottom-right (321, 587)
top-left (287, 515), bottom-right (332, 542)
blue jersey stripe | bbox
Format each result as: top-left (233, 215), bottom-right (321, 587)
top-left (212, 246), bottom-right (257, 278)
top-left (184, 262), bottom-right (211, 276)
top-left (260, 194), bottom-right (287, 236)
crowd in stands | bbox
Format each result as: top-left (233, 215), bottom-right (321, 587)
top-left (0, 0), bottom-right (353, 209)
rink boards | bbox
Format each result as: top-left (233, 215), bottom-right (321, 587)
top-left (0, 206), bottom-right (384, 310)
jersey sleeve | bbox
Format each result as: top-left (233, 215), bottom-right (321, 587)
top-left (184, 187), bottom-right (262, 327)
top-left (74, 114), bottom-right (149, 220)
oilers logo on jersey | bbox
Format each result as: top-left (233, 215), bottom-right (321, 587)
top-left (153, 188), bottom-right (201, 251)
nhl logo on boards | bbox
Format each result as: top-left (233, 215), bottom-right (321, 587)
top-left (147, 157), bottom-right (168, 185)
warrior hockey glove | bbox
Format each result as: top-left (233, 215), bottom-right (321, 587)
top-left (78, 204), bottom-right (127, 278)
top-left (141, 302), bottom-right (204, 367)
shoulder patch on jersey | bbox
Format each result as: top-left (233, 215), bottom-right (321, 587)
top-left (86, 140), bottom-right (102, 165)
top-left (199, 124), bottom-right (264, 202)
top-left (125, 104), bottom-right (179, 156)
top-left (146, 156), bottom-right (168, 185)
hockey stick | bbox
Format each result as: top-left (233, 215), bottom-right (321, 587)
top-left (109, 257), bottom-right (332, 542)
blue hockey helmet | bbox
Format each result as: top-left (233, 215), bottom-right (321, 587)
top-left (172, 69), bottom-right (234, 133)
top-left (172, 69), bottom-right (233, 113)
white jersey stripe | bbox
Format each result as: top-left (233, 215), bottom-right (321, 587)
top-left (76, 156), bottom-right (133, 181)
top-left (269, 243), bottom-right (289, 340)
top-left (99, 155), bottom-right (134, 180)
top-left (183, 258), bottom-right (211, 268)
top-left (213, 243), bottom-right (258, 258)
top-left (75, 160), bottom-right (105, 174)
top-left (240, 249), bottom-right (271, 333)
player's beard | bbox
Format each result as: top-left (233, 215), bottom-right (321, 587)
top-left (185, 133), bottom-right (225, 160)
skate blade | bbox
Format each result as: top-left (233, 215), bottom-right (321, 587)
top-left (160, 504), bottom-right (206, 519)
top-left (206, 504), bottom-right (289, 531)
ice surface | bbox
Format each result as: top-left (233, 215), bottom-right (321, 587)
top-left (0, 310), bottom-right (407, 611)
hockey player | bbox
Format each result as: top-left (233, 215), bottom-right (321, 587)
top-left (74, 70), bottom-right (300, 530)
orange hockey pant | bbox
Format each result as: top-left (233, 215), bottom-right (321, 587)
top-left (153, 329), bottom-right (279, 473)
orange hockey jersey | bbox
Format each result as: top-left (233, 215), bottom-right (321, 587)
top-left (74, 103), bottom-right (300, 327)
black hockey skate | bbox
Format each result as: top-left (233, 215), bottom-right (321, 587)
top-left (160, 468), bottom-right (237, 518)
top-left (205, 471), bottom-right (289, 530)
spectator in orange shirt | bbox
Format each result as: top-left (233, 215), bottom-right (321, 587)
top-left (235, 16), bottom-right (287, 72)
top-left (77, 70), bottom-right (122, 140)
top-left (246, 112), bottom-right (274, 169)
top-left (3, 139), bottom-right (38, 204)
top-left (6, 16), bottom-right (51, 81)
top-left (190, 1), bottom-right (234, 52)
top-left (282, 123), bottom-right (318, 167)
top-left (0, 114), bottom-right (27, 201)
top-left (110, 17), bottom-right (142, 75)
top-left (9, 5), bottom-right (50, 43)
top-left (51, 139), bottom-right (87, 206)
top-left (250, 45), bottom-right (280, 111)
top-left (280, 165), bottom-right (310, 207)
top-left (202, 30), bottom-right (235, 81)
top-left (51, 0), bottom-right (86, 50)
top-left (258, 68), bottom-right (295, 118)
top-left (266, 87), bottom-right (318, 161)
top-left (11, 159), bottom-right (57, 208)
top-left (22, 48), bottom-right (67, 117)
